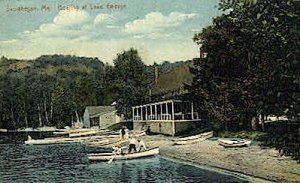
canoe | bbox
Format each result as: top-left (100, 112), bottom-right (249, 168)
top-left (53, 131), bottom-right (69, 135)
top-left (25, 138), bottom-right (77, 145)
top-left (87, 147), bottom-right (159, 161)
top-left (218, 139), bottom-right (251, 148)
top-left (173, 132), bottom-right (213, 145)
top-left (69, 130), bottom-right (99, 138)
top-left (173, 131), bottom-right (213, 142)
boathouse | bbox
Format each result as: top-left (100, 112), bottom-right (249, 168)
top-left (83, 106), bottom-right (122, 129)
top-left (132, 99), bottom-right (203, 136)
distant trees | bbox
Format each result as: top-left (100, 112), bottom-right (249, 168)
top-left (0, 50), bottom-right (151, 129)
top-left (188, 0), bottom-right (300, 130)
top-left (0, 55), bottom-right (108, 129)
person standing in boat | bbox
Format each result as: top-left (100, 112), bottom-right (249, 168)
top-left (128, 136), bottom-right (138, 153)
top-left (137, 139), bottom-right (147, 152)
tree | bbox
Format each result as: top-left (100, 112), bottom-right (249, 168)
top-left (113, 48), bottom-right (149, 119)
top-left (189, 0), bottom-right (300, 130)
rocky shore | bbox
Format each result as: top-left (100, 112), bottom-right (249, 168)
top-left (143, 135), bottom-right (300, 182)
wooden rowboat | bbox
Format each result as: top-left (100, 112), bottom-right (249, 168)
top-left (173, 131), bottom-right (213, 145)
top-left (87, 147), bottom-right (159, 161)
top-left (218, 139), bottom-right (251, 148)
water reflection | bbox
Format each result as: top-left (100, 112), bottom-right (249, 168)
top-left (0, 143), bottom-right (248, 183)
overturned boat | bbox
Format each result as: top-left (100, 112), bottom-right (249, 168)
top-left (87, 147), bottom-right (159, 161)
top-left (218, 139), bottom-right (251, 148)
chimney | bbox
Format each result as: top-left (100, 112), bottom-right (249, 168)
top-left (154, 65), bottom-right (159, 85)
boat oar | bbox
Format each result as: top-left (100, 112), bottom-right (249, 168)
top-left (108, 154), bottom-right (116, 164)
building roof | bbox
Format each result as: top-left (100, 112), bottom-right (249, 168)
top-left (85, 106), bottom-right (116, 117)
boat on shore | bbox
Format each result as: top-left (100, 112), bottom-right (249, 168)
top-left (69, 130), bottom-right (100, 138)
top-left (173, 131), bottom-right (213, 145)
top-left (218, 139), bottom-right (251, 148)
top-left (87, 147), bottom-right (159, 161)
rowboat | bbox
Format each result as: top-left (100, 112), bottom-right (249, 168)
top-left (87, 147), bottom-right (159, 161)
top-left (218, 139), bottom-right (251, 148)
top-left (173, 131), bottom-right (213, 145)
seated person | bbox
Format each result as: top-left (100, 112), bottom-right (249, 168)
top-left (137, 139), bottom-right (147, 152)
top-left (112, 146), bottom-right (122, 155)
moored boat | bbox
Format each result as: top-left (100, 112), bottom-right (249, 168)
top-left (218, 139), bottom-right (251, 148)
top-left (24, 137), bottom-right (77, 145)
top-left (87, 147), bottom-right (159, 161)
top-left (173, 131), bottom-right (213, 145)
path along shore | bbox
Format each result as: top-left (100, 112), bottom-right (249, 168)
top-left (142, 135), bottom-right (300, 182)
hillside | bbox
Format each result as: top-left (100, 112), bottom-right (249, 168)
top-left (0, 55), bottom-right (105, 77)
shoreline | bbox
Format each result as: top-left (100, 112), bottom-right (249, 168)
top-left (159, 155), bottom-right (272, 183)
top-left (144, 135), bottom-right (300, 183)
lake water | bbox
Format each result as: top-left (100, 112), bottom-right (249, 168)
top-left (0, 143), bottom-right (249, 183)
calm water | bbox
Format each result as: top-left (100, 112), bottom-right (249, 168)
top-left (0, 143), bottom-right (249, 183)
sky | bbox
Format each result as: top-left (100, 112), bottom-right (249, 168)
top-left (0, 0), bottom-right (222, 64)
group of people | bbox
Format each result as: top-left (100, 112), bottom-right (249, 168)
top-left (113, 126), bottom-right (147, 155)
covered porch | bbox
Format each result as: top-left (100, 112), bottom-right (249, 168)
top-left (132, 100), bottom-right (202, 136)
top-left (132, 100), bottom-right (199, 122)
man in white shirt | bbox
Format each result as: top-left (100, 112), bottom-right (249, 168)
top-left (128, 136), bottom-right (138, 153)
top-left (137, 139), bottom-right (147, 152)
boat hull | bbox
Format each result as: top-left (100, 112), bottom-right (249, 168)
top-left (173, 132), bottom-right (213, 145)
top-left (87, 147), bottom-right (159, 161)
top-left (218, 139), bottom-right (251, 148)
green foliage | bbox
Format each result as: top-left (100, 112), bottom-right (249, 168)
top-left (112, 48), bottom-right (150, 119)
top-left (0, 55), bottom-right (108, 129)
top-left (216, 130), bottom-right (268, 141)
top-left (188, 0), bottom-right (300, 130)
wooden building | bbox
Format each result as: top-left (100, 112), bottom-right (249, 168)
top-left (132, 99), bottom-right (203, 136)
top-left (83, 106), bottom-right (122, 129)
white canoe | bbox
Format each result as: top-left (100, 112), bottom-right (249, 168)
top-left (69, 130), bottom-right (99, 138)
top-left (87, 147), bottom-right (159, 161)
top-left (173, 132), bottom-right (213, 145)
top-left (25, 138), bottom-right (77, 145)
top-left (173, 131), bottom-right (213, 142)
top-left (218, 139), bottom-right (251, 148)
top-left (53, 131), bottom-right (69, 135)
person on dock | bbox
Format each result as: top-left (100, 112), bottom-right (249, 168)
top-left (119, 127), bottom-right (126, 139)
top-left (137, 139), bottom-right (147, 152)
top-left (128, 136), bottom-right (138, 153)
top-left (119, 126), bottom-right (129, 140)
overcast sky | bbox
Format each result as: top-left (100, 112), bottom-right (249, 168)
top-left (0, 0), bottom-right (221, 64)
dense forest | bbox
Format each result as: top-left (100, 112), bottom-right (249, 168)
top-left (0, 49), bottom-right (188, 130)
top-left (188, 0), bottom-right (300, 130)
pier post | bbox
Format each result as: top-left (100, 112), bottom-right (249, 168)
top-left (171, 101), bottom-right (174, 120)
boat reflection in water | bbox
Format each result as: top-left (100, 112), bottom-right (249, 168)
top-left (0, 143), bottom-right (248, 183)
